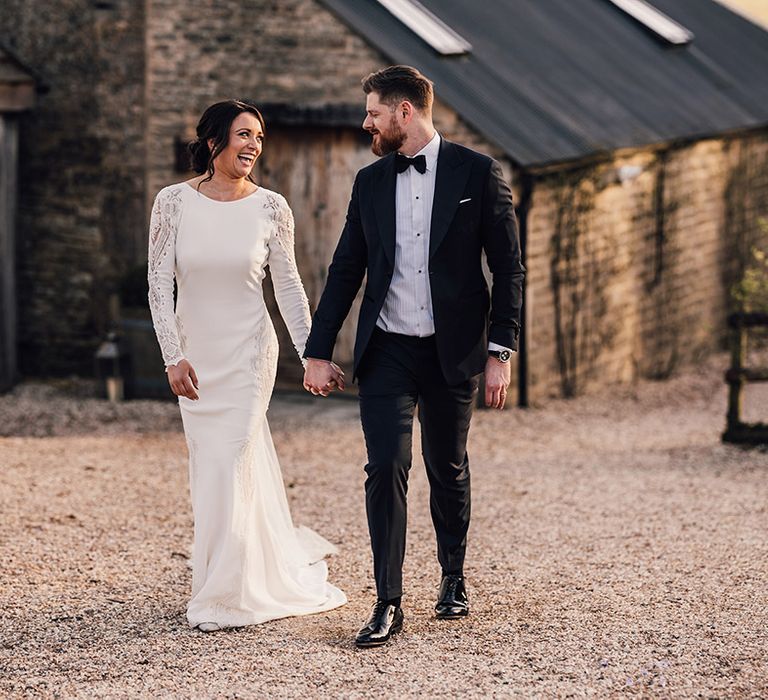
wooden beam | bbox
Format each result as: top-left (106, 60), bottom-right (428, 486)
top-left (727, 311), bottom-right (768, 328)
top-left (722, 423), bottom-right (768, 445)
top-left (0, 83), bottom-right (35, 112)
top-left (0, 116), bottom-right (18, 391)
top-left (725, 367), bottom-right (768, 383)
top-left (258, 103), bottom-right (363, 128)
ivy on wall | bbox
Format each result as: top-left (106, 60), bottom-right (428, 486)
top-left (549, 170), bottom-right (618, 397)
top-left (724, 140), bottom-right (768, 315)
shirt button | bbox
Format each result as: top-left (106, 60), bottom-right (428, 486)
top-left (416, 233), bottom-right (421, 237)
top-left (418, 269), bottom-right (422, 273)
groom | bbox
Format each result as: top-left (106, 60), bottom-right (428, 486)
top-left (303, 65), bottom-right (524, 647)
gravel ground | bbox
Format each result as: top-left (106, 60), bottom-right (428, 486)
top-left (1, 355), bottom-right (767, 699)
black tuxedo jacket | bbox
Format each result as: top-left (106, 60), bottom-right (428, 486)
top-left (304, 138), bottom-right (525, 385)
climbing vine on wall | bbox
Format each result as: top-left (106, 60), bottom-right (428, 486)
top-left (549, 170), bottom-right (618, 397)
top-left (724, 140), bottom-right (768, 314)
top-left (641, 150), bottom-right (682, 380)
top-left (731, 225), bottom-right (768, 314)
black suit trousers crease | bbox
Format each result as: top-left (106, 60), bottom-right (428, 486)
top-left (357, 327), bottom-right (478, 600)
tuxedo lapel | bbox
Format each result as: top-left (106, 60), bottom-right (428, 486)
top-left (430, 139), bottom-right (471, 259)
top-left (372, 154), bottom-right (397, 267)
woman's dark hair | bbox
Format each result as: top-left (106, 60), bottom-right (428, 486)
top-left (187, 99), bottom-right (266, 185)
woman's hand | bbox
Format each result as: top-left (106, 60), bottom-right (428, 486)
top-left (167, 359), bottom-right (200, 400)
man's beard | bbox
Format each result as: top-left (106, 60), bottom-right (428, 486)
top-left (369, 116), bottom-right (406, 156)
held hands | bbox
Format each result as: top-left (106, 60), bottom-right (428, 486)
top-left (303, 358), bottom-right (346, 397)
top-left (484, 356), bottom-right (511, 409)
top-left (166, 359), bottom-right (200, 400)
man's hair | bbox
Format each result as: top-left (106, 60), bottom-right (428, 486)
top-left (361, 65), bottom-right (434, 113)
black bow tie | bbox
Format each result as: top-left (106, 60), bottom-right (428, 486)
top-left (395, 153), bottom-right (427, 174)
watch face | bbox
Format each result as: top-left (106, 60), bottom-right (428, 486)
top-left (499, 350), bottom-right (511, 362)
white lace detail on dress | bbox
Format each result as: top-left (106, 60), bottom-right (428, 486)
top-left (148, 186), bottom-right (185, 367)
top-left (263, 192), bottom-right (312, 364)
top-left (249, 320), bottom-right (279, 408)
top-left (186, 436), bottom-right (199, 493)
top-left (264, 192), bottom-right (297, 262)
top-left (176, 316), bottom-right (188, 356)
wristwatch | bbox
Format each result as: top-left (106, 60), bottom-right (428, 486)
top-left (489, 349), bottom-right (511, 363)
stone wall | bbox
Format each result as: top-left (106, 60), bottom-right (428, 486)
top-left (0, 0), bottom-right (146, 374)
top-left (144, 0), bottom-right (387, 202)
top-left (0, 115), bottom-right (19, 390)
top-left (525, 134), bottom-right (768, 401)
top-left (143, 0), bottom-right (510, 382)
top-left (0, 0), bottom-right (509, 380)
top-left (3, 0), bottom-right (766, 405)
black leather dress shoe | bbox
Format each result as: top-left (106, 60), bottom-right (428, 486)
top-left (355, 600), bottom-right (404, 648)
top-left (435, 574), bottom-right (469, 619)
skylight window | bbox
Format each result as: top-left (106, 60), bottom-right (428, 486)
top-left (376, 0), bottom-right (472, 55)
top-left (607, 0), bottom-right (694, 45)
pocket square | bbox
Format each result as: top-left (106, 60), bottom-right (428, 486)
top-left (459, 197), bottom-right (472, 204)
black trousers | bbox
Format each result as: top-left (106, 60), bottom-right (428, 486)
top-left (357, 327), bottom-right (478, 600)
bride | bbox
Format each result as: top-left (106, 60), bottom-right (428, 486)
top-left (147, 99), bottom-right (347, 631)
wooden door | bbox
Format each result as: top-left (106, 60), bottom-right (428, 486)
top-left (255, 126), bottom-right (374, 386)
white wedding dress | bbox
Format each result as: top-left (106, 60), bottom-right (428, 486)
top-left (147, 182), bottom-right (346, 628)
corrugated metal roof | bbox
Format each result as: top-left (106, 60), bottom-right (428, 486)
top-left (318, 0), bottom-right (768, 167)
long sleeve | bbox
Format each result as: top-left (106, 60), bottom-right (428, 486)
top-left (266, 194), bottom-right (312, 364)
top-left (147, 186), bottom-right (185, 368)
top-left (480, 159), bottom-right (526, 351)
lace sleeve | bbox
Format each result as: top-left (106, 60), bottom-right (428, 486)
top-left (265, 193), bottom-right (312, 365)
top-left (147, 186), bottom-right (185, 368)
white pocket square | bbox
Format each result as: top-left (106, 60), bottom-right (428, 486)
top-left (459, 197), bottom-right (472, 204)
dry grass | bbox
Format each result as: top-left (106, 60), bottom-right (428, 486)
top-left (1, 354), bottom-right (766, 698)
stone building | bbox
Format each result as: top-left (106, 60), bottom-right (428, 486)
top-left (1, 0), bottom-right (767, 403)
top-left (0, 42), bottom-right (35, 391)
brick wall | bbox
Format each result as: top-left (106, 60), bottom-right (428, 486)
top-left (525, 134), bottom-right (768, 401)
top-left (143, 0), bottom-right (498, 198)
top-left (0, 0), bottom-right (146, 374)
top-left (144, 0), bottom-right (388, 202)
top-left (143, 0), bottom-right (511, 382)
top-left (1, 0), bottom-right (509, 378)
top-left (4, 0), bottom-right (766, 403)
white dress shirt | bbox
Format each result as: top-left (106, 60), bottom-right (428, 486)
top-left (376, 132), bottom-right (512, 354)
top-left (376, 132), bottom-right (440, 337)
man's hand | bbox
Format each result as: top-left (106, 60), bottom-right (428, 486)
top-left (167, 359), bottom-right (199, 400)
top-left (484, 357), bottom-right (511, 409)
top-left (303, 358), bottom-right (346, 397)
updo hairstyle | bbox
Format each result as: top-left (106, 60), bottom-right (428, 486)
top-left (187, 99), bottom-right (265, 185)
